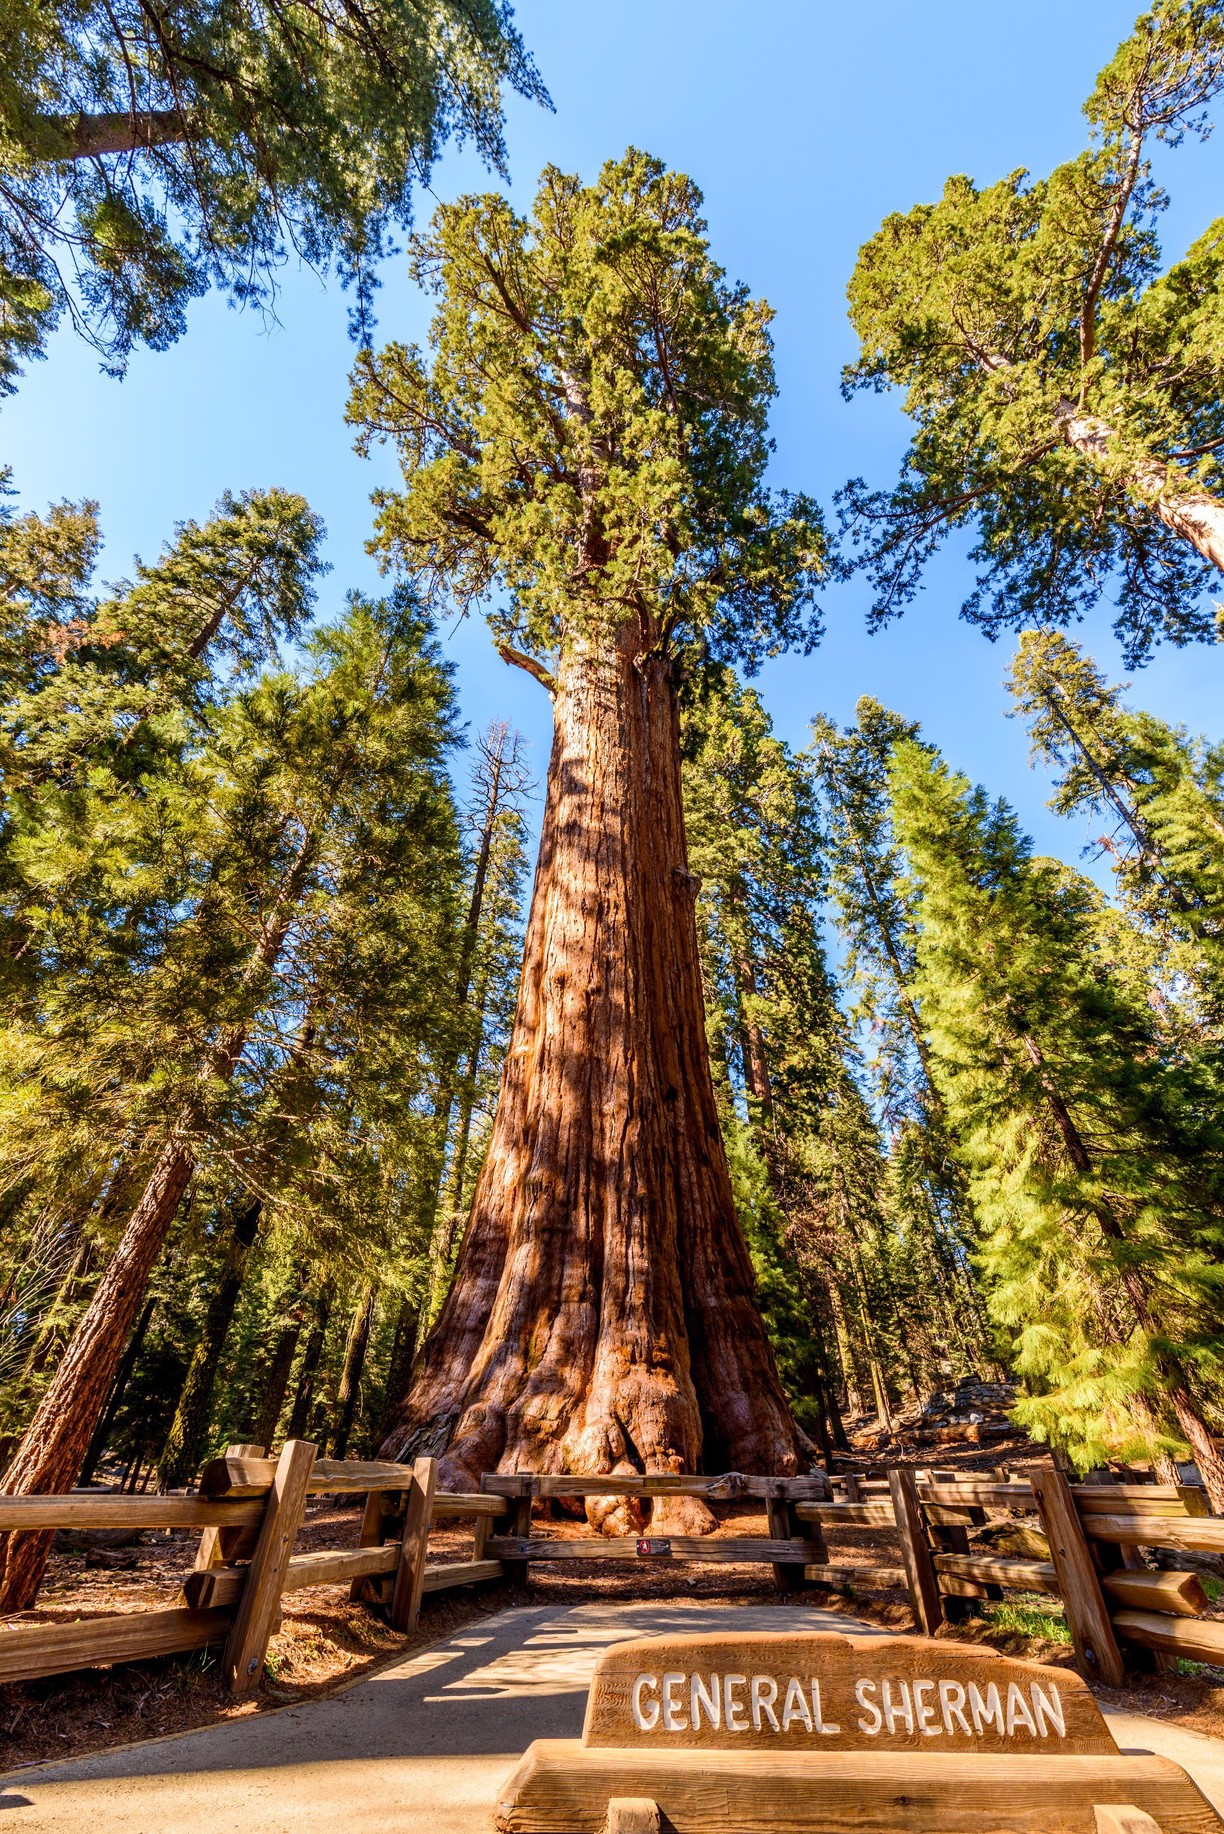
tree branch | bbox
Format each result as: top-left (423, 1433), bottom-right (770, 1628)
top-left (496, 642), bottom-right (555, 693)
top-left (1080, 123), bottom-right (1144, 376)
top-left (47, 110), bottom-right (189, 161)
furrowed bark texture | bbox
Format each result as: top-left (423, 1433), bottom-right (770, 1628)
top-left (380, 631), bottom-right (807, 1519)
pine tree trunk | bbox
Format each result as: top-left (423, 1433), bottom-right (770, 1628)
top-left (331, 1285), bottom-right (376, 1461)
top-left (0, 1139), bottom-right (194, 1607)
top-left (250, 1312), bottom-right (302, 1454)
top-left (79, 1296), bottom-right (155, 1488)
top-left (828, 1285), bottom-right (865, 1418)
top-left (157, 1199), bottom-right (262, 1490)
top-left (380, 631), bottom-right (808, 1524)
top-left (423, 967), bottom-right (489, 1334)
top-left (286, 1289), bottom-right (332, 1443)
top-left (419, 730), bottom-right (514, 1333)
top-left (376, 1296), bottom-right (418, 1443)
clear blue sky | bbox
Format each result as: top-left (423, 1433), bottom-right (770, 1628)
top-left (6, 0), bottom-right (1222, 863)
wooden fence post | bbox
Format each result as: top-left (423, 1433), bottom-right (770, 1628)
top-left (349, 1487), bottom-right (399, 1606)
top-left (390, 1455), bottom-right (438, 1633)
top-left (1026, 1462), bottom-right (1125, 1687)
top-left (918, 1466), bottom-right (995, 1621)
top-left (888, 1467), bottom-right (943, 1635)
top-left (193, 1443), bottom-right (264, 1574)
top-left (222, 1438), bottom-right (316, 1695)
top-left (767, 1483), bottom-right (823, 1592)
top-left (498, 1473), bottom-right (535, 1588)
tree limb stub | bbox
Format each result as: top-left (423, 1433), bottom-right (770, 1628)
top-left (48, 111), bottom-right (190, 161)
top-left (497, 643), bottom-right (556, 693)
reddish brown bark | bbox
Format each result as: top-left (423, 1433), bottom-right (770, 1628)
top-left (380, 629), bottom-right (810, 1526)
top-left (0, 1137), bottom-right (194, 1607)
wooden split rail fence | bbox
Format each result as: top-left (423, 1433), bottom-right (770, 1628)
top-left (2, 1452), bottom-right (1223, 1696)
top-left (0, 1440), bottom-right (508, 1697)
top-left (799, 1465), bottom-right (1224, 1690)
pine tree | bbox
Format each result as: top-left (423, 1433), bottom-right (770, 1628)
top-left (810, 701), bottom-right (992, 1377)
top-left (0, 2), bottom-right (545, 390)
top-left (681, 671), bottom-right (849, 1450)
top-left (890, 739), bottom-right (1224, 1499)
top-left (418, 723), bottom-right (531, 1334)
top-left (1009, 628), bottom-right (1224, 1027)
top-left (0, 579), bottom-right (462, 1601)
top-left (840, 0), bottom-right (1224, 664)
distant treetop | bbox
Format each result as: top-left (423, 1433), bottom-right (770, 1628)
top-left (0, 0), bottom-right (548, 394)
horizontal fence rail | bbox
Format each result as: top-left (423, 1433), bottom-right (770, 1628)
top-left (1, 1454), bottom-right (1222, 1694)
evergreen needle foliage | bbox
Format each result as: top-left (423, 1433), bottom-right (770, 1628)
top-left (889, 737), bottom-right (1224, 1475)
top-left (0, 0), bottom-right (547, 389)
top-left (841, 0), bottom-right (1224, 663)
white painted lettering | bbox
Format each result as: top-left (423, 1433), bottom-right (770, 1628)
top-left (810, 1679), bottom-right (841, 1735)
top-left (882, 1678), bottom-right (914, 1736)
top-left (1030, 1682), bottom-right (1065, 1739)
top-left (968, 1681), bottom-right (1004, 1736)
top-left (691, 1671), bottom-right (720, 1731)
top-left (632, 1674), bottom-right (659, 1732)
top-left (939, 1679), bottom-right (971, 1736)
top-left (1005, 1682), bottom-right (1036, 1737)
top-left (912, 1679), bottom-right (941, 1736)
top-left (662, 1671), bottom-right (688, 1732)
top-left (855, 1679), bottom-right (882, 1735)
top-left (750, 1675), bottom-right (779, 1732)
top-left (782, 1677), bottom-right (812, 1732)
top-left (724, 1673), bottom-right (748, 1732)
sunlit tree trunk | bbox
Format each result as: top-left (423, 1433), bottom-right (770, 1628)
top-left (381, 632), bottom-right (809, 1526)
top-left (330, 1285), bottom-right (376, 1460)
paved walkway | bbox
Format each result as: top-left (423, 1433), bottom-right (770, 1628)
top-left (2, 1602), bottom-right (1223, 1833)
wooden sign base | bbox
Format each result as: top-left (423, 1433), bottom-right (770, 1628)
top-left (496, 1743), bottom-right (1217, 1833)
top-left (494, 1632), bottom-right (1224, 1834)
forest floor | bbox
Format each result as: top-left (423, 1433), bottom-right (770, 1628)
top-left (3, 1438), bottom-right (1223, 1775)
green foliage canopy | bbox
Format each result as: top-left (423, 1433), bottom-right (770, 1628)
top-left (349, 150), bottom-right (826, 677)
top-left (0, 0), bottom-right (546, 391)
top-left (890, 737), bottom-right (1224, 1467)
top-left (841, 0), bottom-right (1224, 662)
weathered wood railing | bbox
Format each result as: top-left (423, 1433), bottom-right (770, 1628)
top-left (2, 1453), bottom-right (1221, 1696)
top-left (479, 1471), bottom-right (831, 1591)
top-left (0, 1441), bottom-right (509, 1696)
top-left (804, 1467), bottom-right (1223, 1689)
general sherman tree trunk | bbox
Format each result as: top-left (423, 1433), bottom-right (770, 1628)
top-left (380, 629), bottom-right (809, 1526)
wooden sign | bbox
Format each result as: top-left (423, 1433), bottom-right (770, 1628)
top-left (582, 1630), bottom-right (1113, 1754)
top-left (496, 1631), bottom-right (1224, 1834)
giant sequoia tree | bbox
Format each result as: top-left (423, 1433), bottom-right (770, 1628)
top-left (352, 152), bottom-right (825, 1512)
top-left (840, 0), bottom-right (1224, 663)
